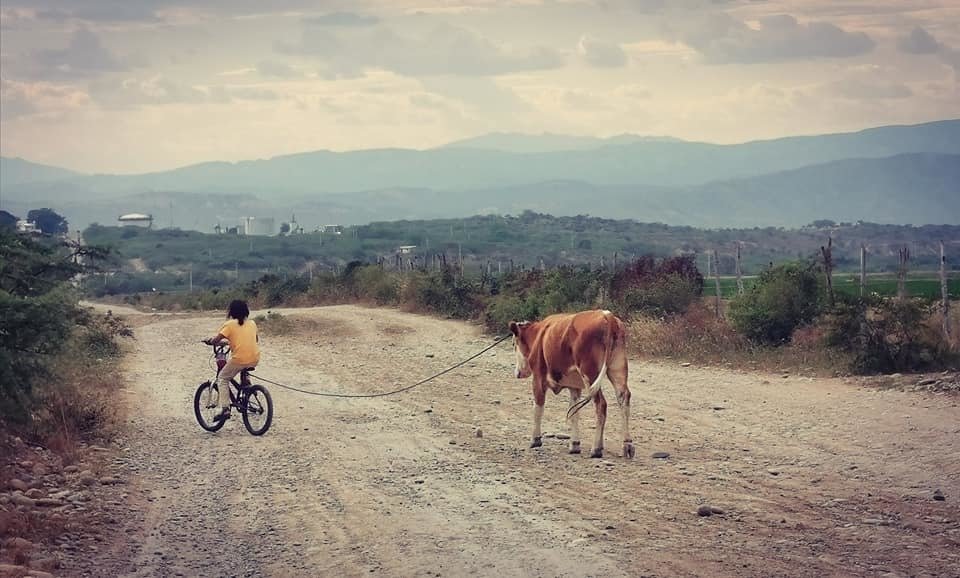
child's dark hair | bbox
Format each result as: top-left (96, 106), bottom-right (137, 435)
top-left (227, 300), bottom-right (250, 325)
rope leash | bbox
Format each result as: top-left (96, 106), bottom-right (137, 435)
top-left (248, 334), bottom-right (512, 399)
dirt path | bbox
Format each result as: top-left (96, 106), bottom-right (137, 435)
top-left (95, 305), bottom-right (959, 577)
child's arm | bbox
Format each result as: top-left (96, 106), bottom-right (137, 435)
top-left (204, 332), bottom-right (228, 345)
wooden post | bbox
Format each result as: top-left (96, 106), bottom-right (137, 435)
top-left (613, 252), bottom-right (618, 270)
top-left (713, 250), bottom-right (722, 318)
top-left (897, 245), bottom-right (910, 299)
top-left (735, 242), bottom-right (744, 296)
top-left (942, 241), bottom-right (951, 344)
top-left (859, 244), bottom-right (866, 298)
top-left (458, 243), bottom-right (464, 278)
top-left (820, 237), bottom-right (834, 307)
top-left (600, 255), bottom-right (605, 270)
top-left (540, 257), bottom-right (545, 272)
top-left (705, 251), bottom-right (711, 279)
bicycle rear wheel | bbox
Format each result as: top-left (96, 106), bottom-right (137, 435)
top-left (241, 384), bottom-right (273, 436)
top-left (194, 381), bottom-right (226, 432)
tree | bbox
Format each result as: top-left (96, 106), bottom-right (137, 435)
top-left (27, 208), bottom-right (69, 235)
top-left (729, 261), bottom-right (822, 345)
top-left (0, 210), bottom-right (18, 229)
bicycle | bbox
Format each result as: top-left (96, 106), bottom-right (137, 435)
top-left (194, 342), bottom-right (274, 436)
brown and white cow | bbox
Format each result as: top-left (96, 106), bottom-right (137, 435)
top-left (508, 309), bottom-right (634, 459)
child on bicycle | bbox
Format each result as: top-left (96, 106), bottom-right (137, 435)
top-left (204, 299), bottom-right (260, 420)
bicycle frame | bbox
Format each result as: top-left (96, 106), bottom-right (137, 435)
top-left (212, 343), bottom-right (252, 410)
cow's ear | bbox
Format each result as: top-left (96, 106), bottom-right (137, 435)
top-left (509, 321), bottom-right (519, 336)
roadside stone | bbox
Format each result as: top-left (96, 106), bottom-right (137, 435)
top-left (99, 476), bottom-right (124, 485)
top-left (5, 537), bottom-right (33, 550)
top-left (10, 493), bottom-right (36, 507)
top-left (64, 465), bottom-right (80, 474)
top-left (35, 498), bottom-right (65, 508)
top-left (555, 434), bottom-right (571, 440)
top-left (25, 488), bottom-right (44, 499)
top-left (768, 469), bottom-right (780, 476)
top-left (933, 489), bottom-right (945, 501)
top-left (651, 452), bottom-right (670, 459)
top-left (710, 506), bottom-right (725, 515)
top-left (9, 479), bottom-right (29, 492)
top-left (78, 471), bottom-right (96, 485)
top-left (474, 428), bottom-right (483, 438)
top-left (680, 362), bottom-right (691, 367)
top-left (918, 378), bottom-right (937, 386)
top-left (697, 505), bottom-right (713, 517)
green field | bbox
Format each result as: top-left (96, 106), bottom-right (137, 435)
top-left (713, 274), bottom-right (958, 300)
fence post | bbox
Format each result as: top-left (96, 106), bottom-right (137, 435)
top-left (820, 237), bottom-right (834, 307)
top-left (713, 250), bottom-right (722, 318)
top-left (942, 241), bottom-right (952, 344)
top-left (613, 252), bottom-right (618, 270)
top-left (735, 242), bottom-right (744, 296)
top-left (897, 245), bottom-right (910, 299)
top-left (859, 244), bottom-right (866, 298)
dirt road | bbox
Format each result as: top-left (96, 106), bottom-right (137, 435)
top-left (94, 305), bottom-right (958, 577)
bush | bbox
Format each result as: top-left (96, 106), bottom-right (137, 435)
top-left (729, 261), bottom-right (823, 345)
top-left (354, 266), bottom-right (399, 304)
top-left (825, 295), bottom-right (955, 374)
top-left (610, 255), bottom-right (703, 318)
top-left (400, 269), bottom-right (483, 319)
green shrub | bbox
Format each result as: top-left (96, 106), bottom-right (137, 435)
top-left (401, 269), bottom-right (483, 319)
top-left (729, 261), bottom-right (823, 345)
top-left (824, 295), bottom-right (955, 373)
top-left (354, 266), bottom-right (399, 304)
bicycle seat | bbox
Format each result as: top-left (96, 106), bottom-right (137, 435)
top-left (242, 367), bottom-right (256, 372)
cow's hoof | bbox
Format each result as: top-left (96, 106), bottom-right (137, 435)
top-left (568, 441), bottom-right (581, 454)
top-left (530, 437), bottom-right (543, 448)
top-left (590, 448), bottom-right (603, 459)
top-left (623, 442), bottom-right (636, 459)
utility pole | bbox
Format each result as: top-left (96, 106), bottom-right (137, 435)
top-left (189, 264), bottom-right (193, 293)
top-left (942, 241), bottom-right (951, 344)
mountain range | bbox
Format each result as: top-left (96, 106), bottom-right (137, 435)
top-left (1, 119), bottom-right (958, 231)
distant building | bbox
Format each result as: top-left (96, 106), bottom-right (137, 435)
top-left (319, 224), bottom-right (343, 235)
top-left (397, 245), bottom-right (417, 254)
top-left (118, 213), bottom-right (154, 228)
top-left (16, 220), bottom-right (40, 234)
top-left (239, 216), bottom-right (275, 236)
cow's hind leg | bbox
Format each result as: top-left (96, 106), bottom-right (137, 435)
top-left (530, 386), bottom-right (545, 448)
top-left (567, 388), bottom-right (582, 454)
top-left (591, 390), bottom-right (607, 458)
top-left (607, 345), bottom-right (634, 459)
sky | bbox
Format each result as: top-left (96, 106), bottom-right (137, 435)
top-left (1, 0), bottom-right (959, 174)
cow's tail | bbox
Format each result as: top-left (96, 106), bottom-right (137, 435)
top-left (566, 311), bottom-right (615, 420)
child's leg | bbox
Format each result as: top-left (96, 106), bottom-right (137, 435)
top-left (216, 360), bottom-right (243, 412)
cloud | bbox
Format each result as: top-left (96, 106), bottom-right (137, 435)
top-left (305, 12), bottom-right (379, 27)
top-left (897, 27), bottom-right (941, 55)
top-left (578, 36), bottom-right (627, 68)
top-left (282, 19), bottom-right (564, 77)
top-left (673, 13), bottom-right (875, 64)
top-left (821, 77), bottom-right (912, 100)
top-left (17, 27), bottom-right (129, 79)
top-left (256, 60), bottom-right (299, 78)
top-left (0, 78), bottom-right (89, 120)
top-left (87, 74), bottom-right (286, 108)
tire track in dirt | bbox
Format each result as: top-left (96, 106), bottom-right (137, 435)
top-left (101, 305), bottom-right (960, 577)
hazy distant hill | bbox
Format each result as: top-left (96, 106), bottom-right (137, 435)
top-left (1, 120), bottom-right (957, 231)
top-left (438, 132), bottom-right (684, 153)
top-left (0, 157), bottom-right (81, 187)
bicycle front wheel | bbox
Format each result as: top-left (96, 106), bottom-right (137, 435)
top-left (194, 381), bottom-right (226, 432)
top-left (241, 384), bottom-right (273, 436)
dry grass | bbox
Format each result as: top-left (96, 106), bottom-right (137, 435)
top-left (629, 302), bottom-right (852, 377)
top-left (255, 312), bottom-right (358, 339)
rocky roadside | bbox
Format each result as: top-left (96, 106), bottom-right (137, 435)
top-left (0, 436), bottom-right (139, 578)
top-left (862, 370), bottom-right (960, 394)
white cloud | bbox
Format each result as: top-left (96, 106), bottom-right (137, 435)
top-left (672, 13), bottom-right (875, 64)
top-left (577, 35), bottom-right (627, 68)
top-left (281, 18), bottom-right (564, 77)
top-left (897, 26), bottom-right (941, 55)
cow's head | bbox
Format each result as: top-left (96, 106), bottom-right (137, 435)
top-left (508, 320), bottom-right (533, 379)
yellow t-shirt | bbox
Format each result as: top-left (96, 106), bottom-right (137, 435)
top-left (219, 319), bottom-right (260, 366)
